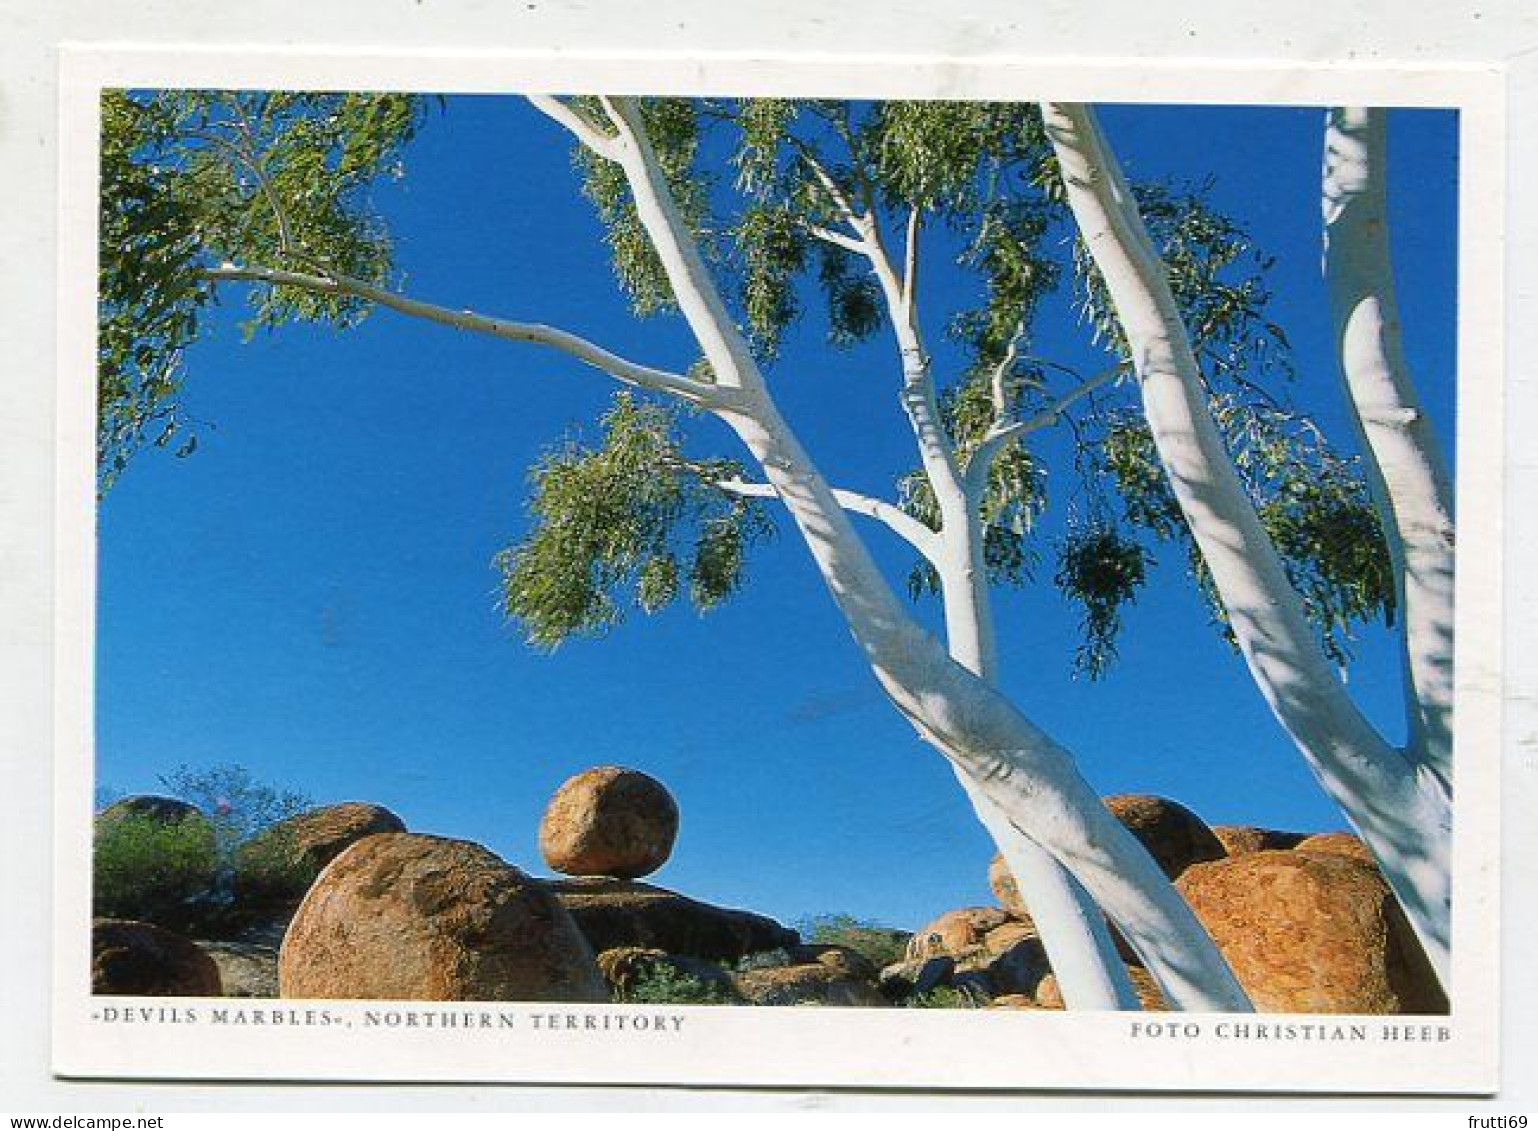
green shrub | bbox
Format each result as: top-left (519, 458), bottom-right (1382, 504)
top-left (732, 947), bottom-right (794, 972)
top-left (797, 914), bottom-right (910, 970)
top-left (93, 813), bottom-right (219, 932)
top-left (619, 964), bottom-right (735, 1006)
top-left (906, 985), bottom-right (984, 1009)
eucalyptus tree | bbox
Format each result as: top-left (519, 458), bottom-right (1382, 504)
top-left (1040, 102), bottom-right (1453, 989)
top-left (99, 91), bottom-right (1398, 1009)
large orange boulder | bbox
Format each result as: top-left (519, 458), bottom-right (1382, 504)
top-left (545, 876), bottom-right (796, 961)
top-left (1104, 794), bottom-right (1227, 880)
top-left (92, 919), bottom-right (222, 997)
top-left (234, 802), bottom-right (407, 912)
top-left (537, 767), bottom-right (679, 879)
top-left (1176, 850), bottom-right (1445, 1014)
top-left (1211, 825), bottom-right (1307, 858)
top-left (279, 832), bottom-right (605, 1002)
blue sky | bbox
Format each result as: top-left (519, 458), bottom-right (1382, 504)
top-left (95, 97), bottom-right (1458, 931)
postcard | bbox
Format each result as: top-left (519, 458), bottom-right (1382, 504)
top-left (51, 45), bottom-right (1504, 1093)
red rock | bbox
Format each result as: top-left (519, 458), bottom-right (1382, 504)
top-left (731, 963), bottom-right (888, 1007)
top-left (1035, 965), bottom-right (1167, 1011)
top-left (1294, 830), bottom-right (1376, 865)
top-left (987, 853), bottom-right (1033, 921)
top-left (905, 906), bottom-right (1011, 961)
top-left (537, 766), bottom-right (679, 879)
top-left (1211, 825), bottom-right (1308, 857)
top-left (1176, 850), bottom-right (1445, 1014)
top-left (545, 876), bottom-right (796, 961)
top-left (234, 802), bottom-right (406, 912)
top-left (279, 832), bottom-right (605, 1002)
top-left (1104, 794), bottom-right (1227, 879)
top-left (92, 919), bottom-right (222, 997)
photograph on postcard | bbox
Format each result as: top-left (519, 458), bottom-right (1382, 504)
top-left (55, 54), bottom-right (1501, 1092)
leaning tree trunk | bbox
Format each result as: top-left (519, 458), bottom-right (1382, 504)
top-left (1041, 100), bottom-right (1451, 989)
top-left (933, 488), bottom-right (1141, 1010)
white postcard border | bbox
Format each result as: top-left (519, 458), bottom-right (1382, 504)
top-left (52, 45), bottom-right (1507, 1094)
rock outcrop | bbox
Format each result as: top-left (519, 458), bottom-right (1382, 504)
top-left (905, 906), bottom-right (1011, 961)
top-left (538, 766), bottom-right (679, 879)
top-left (1294, 831), bottom-right (1376, 865)
top-left (195, 920), bottom-right (286, 998)
top-left (1104, 794), bottom-right (1227, 880)
top-left (279, 832), bottom-right (606, 1002)
top-left (1176, 850), bottom-right (1446, 1014)
top-left (97, 795), bottom-right (206, 827)
top-left (546, 876), bottom-right (796, 962)
top-left (1211, 825), bottom-right (1308, 858)
top-left (92, 918), bottom-right (222, 997)
top-left (987, 853), bottom-right (1032, 922)
top-left (595, 946), bottom-right (742, 1002)
top-left (1035, 964), bottom-right (1168, 1011)
top-left (233, 802), bottom-right (407, 913)
top-left (731, 962), bottom-right (888, 1007)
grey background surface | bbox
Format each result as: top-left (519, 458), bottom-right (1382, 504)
top-left (3, 0), bottom-right (1535, 1112)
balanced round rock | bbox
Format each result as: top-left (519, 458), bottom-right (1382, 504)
top-left (537, 766), bottom-right (679, 879)
top-left (279, 832), bottom-right (606, 1002)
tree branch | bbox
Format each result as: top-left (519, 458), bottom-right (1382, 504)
top-left (526, 95), bottom-right (620, 159)
top-left (966, 363), bottom-right (1122, 499)
top-left (198, 263), bottom-right (727, 407)
top-left (714, 477), bottom-right (941, 564)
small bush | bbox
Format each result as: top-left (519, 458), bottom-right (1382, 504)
top-left (906, 985), bottom-right (984, 1009)
top-left (797, 914), bottom-right (910, 970)
top-left (93, 813), bottom-right (219, 932)
top-left (619, 964), bottom-right (735, 1006)
top-left (732, 947), bottom-right (794, 972)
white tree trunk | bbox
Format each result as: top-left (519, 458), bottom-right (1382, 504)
top-left (716, 400), bottom-right (1251, 1010)
top-left (1041, 101), bottom-right (1451, 988)
top-left (1323, 106), bottom-right (1456, 786)
top-left (935, 523), bottom-right (1142, 1010)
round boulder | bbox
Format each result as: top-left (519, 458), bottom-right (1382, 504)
top-left (537, 766), bottom-right (679, 879)
top-left (234, 802), bottom-right (407, 912)
top-left (1104, 794), bottom-right (1227, 879)
top-left (92, 919), bottom-right (222, 997)
top-left (279, 832), bottom-right (606, 1002)
top-left (97, 795), bottom-right (205, 827)
top-left (1176, 850), bottom-right (1445, 1013)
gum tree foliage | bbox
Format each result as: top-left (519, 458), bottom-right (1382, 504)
top-left (504, 98), bottom-right (1389, 672)
top-left (98, 90), bottom-right (425, 488)
top-left (99, 91), bottom-right (1387, 672)
top-left (99, 91), bottom-right (1405, 1010)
